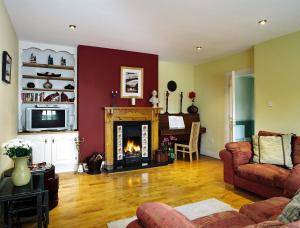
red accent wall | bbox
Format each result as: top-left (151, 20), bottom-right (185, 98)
top-left (78, 45), bottom-right (158, 160)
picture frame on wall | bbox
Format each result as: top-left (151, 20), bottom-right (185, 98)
top-left (2, 51), bottom-right (12, 84)
top-left (120, 66), bottom-right (143, 98)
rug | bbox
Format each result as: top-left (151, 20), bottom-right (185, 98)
top-left (107, 198), bottom-right (236, 228)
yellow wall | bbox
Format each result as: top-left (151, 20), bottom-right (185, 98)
top-left (159, 61), bottom-right (195, 113)
top-left (255, 31), bottom-right (300, 134)
top-left (0, 0), bottom-right (18, 176)
top-left (194, 49), bottom-right (254, 158)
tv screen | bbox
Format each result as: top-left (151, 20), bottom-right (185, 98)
top-left (31, 109), bottom-right (66, 129)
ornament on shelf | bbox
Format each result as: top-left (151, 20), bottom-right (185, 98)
top-left (30, 53), bottom-right (36, 63)
top-left (179, 92), bottom-right (183, 113)
top-left (27, 82), bottom-right (35, 88)
top-left (165, 91), bottom-right (170, 113)
top-left (61, 57), bottom-right (66, 66)
top-left (48, 55), bottom-right (53, 65)
top-left (111, 90), bottom-right (118, 107)
top-left (60, 92), bottom-right (69, 102)
top-left (187, 91), bottom-right (198, 114)
top-left (43, 79), bottom-right (53, 89)
top-left (149, 90), bottom-right (159, 108)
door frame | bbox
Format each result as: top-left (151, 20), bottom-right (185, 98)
top-left (224, 68), bottom-right (254, 143)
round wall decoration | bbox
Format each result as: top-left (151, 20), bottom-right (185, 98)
top-left (167, 80), bottom-right (177, 92)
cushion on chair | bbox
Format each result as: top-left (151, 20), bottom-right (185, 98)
top-left (239, 197), bottom-right (290, 223)
top-left (192, 211), bottom-right (255, 228)
top-left (136, 202), bottom-right (195, 228)
top-left (237, 164), bottom-right (290, 188)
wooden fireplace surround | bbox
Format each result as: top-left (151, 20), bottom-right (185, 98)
top-left (104, 107), bottom-right (162, 170)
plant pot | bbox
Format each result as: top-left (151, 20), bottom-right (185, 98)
top-left (187, 104), bottom-right (198, 114)
top-left (12, 156), bottom-right (31, 186)
top-left (155, 150), bottom-right (168, 163)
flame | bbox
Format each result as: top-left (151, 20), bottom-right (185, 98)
top-left (124, 140), bottom-right (140, 153)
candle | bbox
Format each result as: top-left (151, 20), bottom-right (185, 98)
top-left (131, 98), bottom-right (136, 106)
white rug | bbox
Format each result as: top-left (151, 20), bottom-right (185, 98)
top-left (107, 198), bottom-right (236, 228)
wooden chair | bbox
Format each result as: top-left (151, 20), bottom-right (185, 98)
top-left (174, 122), bottom-right (200, 162)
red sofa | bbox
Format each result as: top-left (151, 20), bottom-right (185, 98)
top-left (127, 197), bottom-right (300, 227)
top-left (219, 131), bottom-right (300, 198)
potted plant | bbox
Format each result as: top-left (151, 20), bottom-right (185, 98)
top-left (2, 139), bottom-right (33, 186)
top-left (157, 135), bottom-right (177, 163)
top-left (187, 91), bottom-right (198, 113)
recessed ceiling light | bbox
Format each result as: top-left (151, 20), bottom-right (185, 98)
top-left (196, 46), bottom-right (203, 51)
top-left (258, 19), bottom-right (267, 25)
top-left (69, 24), bottom-right (77, 30)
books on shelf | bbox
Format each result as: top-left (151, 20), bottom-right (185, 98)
top-left (21, 92), bottom-right (45, 102)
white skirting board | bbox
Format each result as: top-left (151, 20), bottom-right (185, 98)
top-left (200, 150), bottom-right (220, 159)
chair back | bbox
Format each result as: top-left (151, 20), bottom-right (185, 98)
top-left (189, 122), bottom-right (200, 151)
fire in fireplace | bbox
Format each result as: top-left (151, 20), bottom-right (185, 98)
top-left (113, 121), bottom-right (151, 169)
top-left (124, 138), bottom-right (141, 156)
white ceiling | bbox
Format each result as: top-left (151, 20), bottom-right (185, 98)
top-left (4, 0), bottom-right (300, 64)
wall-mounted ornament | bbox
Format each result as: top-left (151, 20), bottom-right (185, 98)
top-left (120, 66), bottom-right (143, 99)
top-left (48, 55), bottom-right (53, 65)
top-left (2, 51), bottom-right (12, 84)
top-left (167, 80), bottom-right (177, 92)
top-left (149, 90), bottom-right (159, 108)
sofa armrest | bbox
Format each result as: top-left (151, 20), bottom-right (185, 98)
top-left (219, 149), bottom-right (235, 185)
top-left (284, 164), bottom-right (300, 198)
top-left (225, 142), bottom-right (253, 168)
top-left (135, 202), bottom-right (195, 228)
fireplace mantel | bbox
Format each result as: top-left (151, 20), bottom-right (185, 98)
top-left (104, 107), bottom-right (162, 170)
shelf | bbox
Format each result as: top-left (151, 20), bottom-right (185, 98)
top-left (22, 101), bottom-right (74, 104)
top-left (22, 75), bottom-right (74, 81)
top-left (22, 88), bottom-right (75, 92)
top-left (23, 62), bottom-right (74, 70)
top-left (22, 101), bottom-right (75, 104)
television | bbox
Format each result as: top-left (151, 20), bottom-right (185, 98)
top-left (25, 107), bottom-right (69, 131)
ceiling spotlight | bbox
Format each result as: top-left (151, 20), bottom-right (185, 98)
top-left (69, 24), bottom-right (77, 30)
top-left (258, 19), bottom-right (267, 25)
top-left (196, 46), bottom-right (203, 51)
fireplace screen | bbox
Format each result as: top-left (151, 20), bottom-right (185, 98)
top-left (114, 121), bottom-right (151, 169)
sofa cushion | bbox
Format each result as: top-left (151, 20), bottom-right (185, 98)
top-left (192, 211), bottom-right (255, 228)
top-left (240, 197), bottom-right (290, 223)
top-left (136, 202), bottom-right (195, 228)
top-left (278, 189), bottom-right (300, 224)
top-left (284, 165), bottom-right (300, 198)
top-left (243, 220), bottom-right (284, 228)
top-left (252, 135), bottom-right (293, 169)
top-left (237, 164), bottom-right (290, 188)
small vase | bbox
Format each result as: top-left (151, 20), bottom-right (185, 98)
top-left (187, 104), bottom-right (198, 114)
top-left (12, 157), bottom-right (31, 186)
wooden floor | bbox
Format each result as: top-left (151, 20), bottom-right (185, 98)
top-left (47, 156), bottom-right (261, 228)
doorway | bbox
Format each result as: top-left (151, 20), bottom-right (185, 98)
top-left (225, 69), bottom-right (254, 143)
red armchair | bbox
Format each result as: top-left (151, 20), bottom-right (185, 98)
top-left (220, 131), bottom-right (300, 198)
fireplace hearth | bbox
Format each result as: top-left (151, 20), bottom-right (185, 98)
top-left (113, 121), bottom-right (151, 169)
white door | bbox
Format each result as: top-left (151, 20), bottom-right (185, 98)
top-left (51, 134), bottom-right (78, 166)
top-left (225, 70), bottom-right (255, 143)
top-left (225, 71), bottom-right (237, 142)
top-left (18, 135), bottom-right (51, 164)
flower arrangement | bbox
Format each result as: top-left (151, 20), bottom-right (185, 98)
top-left (161, 135), bottom-right (177, 162)
top-left (188, 91), bottom-right (196, 102)
top-left (2, 139), bottom-right (33, 158)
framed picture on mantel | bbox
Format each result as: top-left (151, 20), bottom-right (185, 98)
top-left (120, 66), bottom-right (143, 99)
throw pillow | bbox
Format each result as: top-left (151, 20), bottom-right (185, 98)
top-left (252, 134), bottom-right (293, 169)
top-left (278, 189), bottom-right (300, 224)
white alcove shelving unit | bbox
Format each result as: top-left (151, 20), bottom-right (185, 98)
top-left (17, 41), bottom-right (78, 173)
top-left (18, 41), bottom-right (78, 132)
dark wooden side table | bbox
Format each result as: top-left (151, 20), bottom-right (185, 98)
top-left (0, 174), bottom-right (48, 228)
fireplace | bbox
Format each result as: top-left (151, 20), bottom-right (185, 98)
top-left (113, 121), bottom-right (151, 169)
